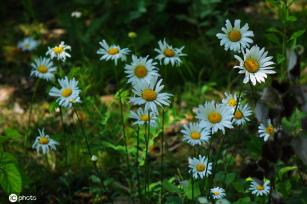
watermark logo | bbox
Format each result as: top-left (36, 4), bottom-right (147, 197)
top-left (8, 194), bottom-right (18, 203)
top-left (9, 194), bottom-right (37, 202)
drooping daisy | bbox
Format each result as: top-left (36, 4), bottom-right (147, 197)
top-left (129, 107), bottom-right (158, 127)
top-left (124, 55), bottom-right (159, 85)
top-left (234, 45), bottom-right (275, 85)
top-left (30, 57), bottom-right (57, 81)
top-left (216, 19), bottom-right (254, 52)
top-left (233, 104), bottom-right (252, 126)
top-left (49, 76), bottom-right (81, 108)
top-left (32, 128), bottom-right (59, 154)
top-left (18, 37), bottom-right (39, 51)
top-left (71, 11), bottom-right (82, 18)
top-left (188, 155), bottom-right (212, 179)
top-left (130, 76), bottom-right (172, 114)
top-left (155, 39), bottom-right (186, 66)
top-left (210, 187), bottom-right (226, 199)
top-left (249, 179), bottom-right (270, 196)
top-left (222, 92), bottom-right (238, 109)
top-left (196, 101), bottom-right (233, 134)
top-left (258, 119), bottom-right (275, 142)
top-left (97, 39), bottom-right (130, 65)
top-left (46, 41), bottom-right (71, 62)
top-left (181, 122), bottom-right (210, 146)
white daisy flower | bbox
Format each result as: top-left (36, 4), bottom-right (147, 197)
top-left (124, 55), bottom-right (159, 85)
top-left (18, 37), bottom-right (39, 51)
top-left (130, 76), bottom-right (172, 114)
top-left (222, 92), bottom-right (238, 109)
top-left (234, 45), bottom-right (275, 85)
top-left (46, 41), bottom-right (71, 62)
top-left (155, 39), bottom-right (186, 66)
top-left (30, 57), bottom-right (57, 81)
top-left (188, 155), bottom-right (212, 179)
top-left (129, 107), bottom-right (158, 127)
top-left (196, 101), bottom-right (233, 134)
top-left (233, 104), bottom-right (252, 126)
top-left (97, 39), bottom-right (130, 65)
top-left (216, 19), bottom-right (254, 52)
top-left (49, 76), bottom-right (81, 108)
top-left (258, 119), bottom-right (275, 142)
top-left (210, 187), bottom-right (226, 199)
top-left (181, 122), bottom-right (210, 146)
top-left (32, 128), bottom-right (59, 154)
top-left (249, 179), bottom-right (270, 196)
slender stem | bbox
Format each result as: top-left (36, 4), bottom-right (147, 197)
top-left (136, 126), bottom-right (141, 202)
top-left (119, 99), bottom-right (132, 194)
top-left (192, 146), bottom-right (195, 202)
top-left (146, 111), bottom-right (151, 198)
top-left (26, 79), bottom-right (40, 145)
top-left (160, 109), bottom-right (165, 203)
top-left (59, 107), bottom-right (68, 165)
top-left (205, 139), bottom-right (213, 199)
top-left (143, 123), bottom-right (148, 202)
top-left (72, 107), bottom-right (102, 183)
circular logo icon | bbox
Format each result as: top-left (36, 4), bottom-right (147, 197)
top-left (9, 194), bottom-right (18, 203)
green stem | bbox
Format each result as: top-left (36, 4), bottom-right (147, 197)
top-left (192, 146), bottom-right (195, 202)
top-left (119, 99), bottom-right (132, 194)
top-left (143, 123), bottom-right (148, 203)
top-left (160, 109), bottom-right (165, 204)
top-left (146, 111), bottom-right (151, 199)
top-left (59, 107), bottom-right (68, 166)
top-left (136, 126), bottom-right (141, 202)
top-left (205, 139), bottom-right (213, 199)
top-left (26, 79), bottom-right (40, 145)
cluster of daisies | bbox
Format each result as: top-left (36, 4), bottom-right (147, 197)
top-left (180, 18), bottom-right (277, 201)
top-left (96, 38), bottom-right (186, 126)
top-left (216, 19), bottom-right (275, 86)
top-left (183, 91), bottom-right (271, 200)
top-left (29, 40), bottom-right (82, 154)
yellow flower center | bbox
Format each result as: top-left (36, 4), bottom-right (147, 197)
top-left (228, 30), bottom-right (241, 42)
top-left (142, 89), bottom-right (157, 101)
top-left (61, 88), bottom-right (73, 97)
top-left (244, 58), bottom-right (259, 73)
top-left (228, 98), bottom-right (237, 107)
top-left (38, 65), bottom-right (48, 73)
top-left (24, 43), bottom-right (30, 48)
top-left (53, 46), bottom-right (64, 54)
top-left (134, 65), bottom-right (148, 78)
top-left (107, 47), bottom-right (119, 55)
top-left (140, 114), bottom-right (149, 121)
top-left (195, 163), bottom-right (206, 172)
top-left (190, 131), bottom-right (201, 140)
top-left (164, 48), bottom-right (175, 57)
top-left (256, 185), bottom-right (264, 191)
top-left (234, 110), bottom-right (243, 119)
top-left (39, 136), bottom-right (49, 145)
top-left (266, 125), bottom-right (274, 135)
top-left (213, 191), bottom-right (220, 196)
top-left (208, 112), bottom-right (222, 123)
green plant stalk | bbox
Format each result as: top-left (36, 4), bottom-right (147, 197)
top-left (136, 126), bottom-right (141, 202)
top-left (119, 99), bottom-right (132, 194)
top-left (59, 107), bottom-right (68, 166)
top-left (26, 79), bottom-right (40, 146)
top-left (160, 109), bottom-right (165, 204)
top-left (146, 111), bottom-right (151, 200)
top-left (143, 123), bottom-right (148, 202)
top-left (205, 139), bottom-right (213, 199)
top-left (72, 106), bottom-right (104, 190)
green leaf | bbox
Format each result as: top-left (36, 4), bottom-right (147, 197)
top-left (225, 173), bottom-right (236, 185)
top-left (181, 179), bottom-right (200, 200)
top-left (4, 128), bottom-right (21, 139)
top-left (0, 153), bottom-right (22, 194)
top-left (286, 15), bottom-right (297, 22)
top-left (288, 29), bottom-right (305, 42)
top-left (163, 180), bottom-right (181, 194)
top-left (233, 197), bottom-right (253, 204)
top-left (278, 166), bottom-right (297, 178)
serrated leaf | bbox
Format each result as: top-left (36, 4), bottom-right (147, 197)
top-left (0, 153), bottom-right (22, 194)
